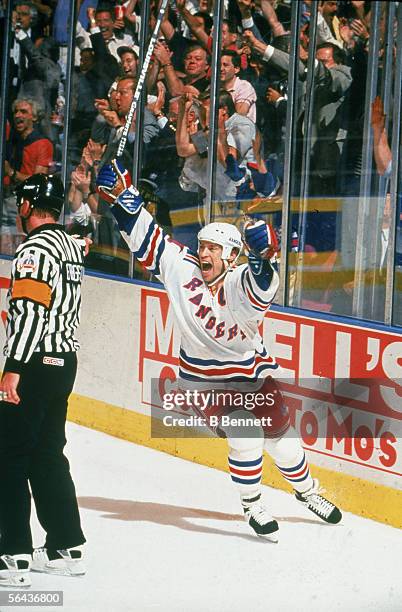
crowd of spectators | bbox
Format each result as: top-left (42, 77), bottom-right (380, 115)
top-left (0, 0), bottom-right (399, 313)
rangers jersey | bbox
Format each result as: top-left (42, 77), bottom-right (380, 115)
top-left (113, 206), bottom-right (280, 383)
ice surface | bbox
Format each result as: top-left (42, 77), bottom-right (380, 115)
top-left (16, 423), bottom-right (402, 612)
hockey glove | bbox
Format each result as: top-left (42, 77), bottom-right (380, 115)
top-left (244, 219), bottom-right (278, 260)
top-left (96, 158), bottom-right (144, 215)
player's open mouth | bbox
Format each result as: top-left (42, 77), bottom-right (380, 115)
top-left (201, 263), bottom-right (212, 271)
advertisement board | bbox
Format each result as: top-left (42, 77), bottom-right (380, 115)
top-left (138, 284), bottom-right (402, 490)
top-left (1, 258), bottom-right (401, 523)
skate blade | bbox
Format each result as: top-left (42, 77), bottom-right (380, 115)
top-left (0, 577), bottom-right (32, 588)
top-left (31, 565), bottom-right (85, 577)
top-left (257, 532), bottom-right (279, 543)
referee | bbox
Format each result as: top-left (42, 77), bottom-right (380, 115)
top-left (0, 174), bottom-right (87, 587)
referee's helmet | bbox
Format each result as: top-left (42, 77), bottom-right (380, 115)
top-left (16, 174), bottom-right (64, 215)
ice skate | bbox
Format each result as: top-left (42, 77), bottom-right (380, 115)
top-left (32, 547), bottom-right (85, 576)
top-left (0, 554), bottom-right (31, 588)
top-left (295, 479), bottom-right (342, 524)
top-left (242, 495), bottom-right (279, 542)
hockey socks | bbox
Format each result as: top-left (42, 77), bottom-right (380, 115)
top-left (228, 445), bottom-right (278, 541)
top-left (264, 431), bottom-right (314, 493)
top-left (276, 452), bottom-right (312, 491)
top-left (264, 432), bottom-right (342, 524)
top-left (228, 455), bottom-right (263, 493)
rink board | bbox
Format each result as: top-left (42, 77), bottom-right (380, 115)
top-left (0, 259), bottom-right (401, 528)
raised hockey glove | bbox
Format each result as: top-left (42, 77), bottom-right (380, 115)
top-left (96, 158), bottom-right (144, 215)
top-left (244, 219), bottom-right (278, 260)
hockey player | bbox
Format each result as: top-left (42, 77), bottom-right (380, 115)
top-left (0, 174), bottom-right (86, 587)
top-left (96, 159), bottom-right (342, 541)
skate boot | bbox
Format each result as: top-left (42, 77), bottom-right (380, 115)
top-left (242, 494), bottom-right (279, 542)
top-left (295, 479), bottom-right (342, 524)
top-left (32, 547), bottom-right (85, 576)
top-left (0, 554), bottom-right (31, 588)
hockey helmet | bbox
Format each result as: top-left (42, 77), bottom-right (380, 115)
top-left (197, 222), bottom-right (242, 261)
top-left (16, 173), bottom-right (64, 215)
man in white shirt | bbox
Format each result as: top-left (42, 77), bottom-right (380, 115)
top-left (79, 6), bottom-right (135, 62)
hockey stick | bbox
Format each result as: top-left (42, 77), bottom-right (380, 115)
top-left (116, 0), bottom-right (169, 158)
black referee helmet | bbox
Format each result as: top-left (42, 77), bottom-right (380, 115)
top-left (16, 174), bottom-right (64, 215)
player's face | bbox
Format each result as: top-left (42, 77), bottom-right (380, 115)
top-left (198, 241), bottom-right (225, 283)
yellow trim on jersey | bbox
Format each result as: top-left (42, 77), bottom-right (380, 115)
top-left (12, 279), bottom-right (52, 308)
top-left (68, 394), bottom-right (402, 530)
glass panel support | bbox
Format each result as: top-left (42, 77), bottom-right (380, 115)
top-left (352, 2), bottom-right (382, 318)
top-left (0, 2), bottom-right (15, 221)
top-left (385, 3), bottom-right (402, 324)
top-left (60, 0), bottom-right (78, 215)
top-left (280, 0), bottom-right (303, 306)
top-left (292, 0), bottom-right (319, 307)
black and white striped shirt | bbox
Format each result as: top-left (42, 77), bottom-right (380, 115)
top-left (3, 224), bottom-right (85, 373)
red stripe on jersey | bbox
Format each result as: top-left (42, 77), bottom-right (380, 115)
top-left (179, 352), bottom-right (275, 377)
top-left (245, 286), bottom-right (267, 310)
top-left (143, 227), bottom-right (161, 268)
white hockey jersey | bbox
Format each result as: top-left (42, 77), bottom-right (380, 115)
top-left (114, 206), bottom-right (280, 383)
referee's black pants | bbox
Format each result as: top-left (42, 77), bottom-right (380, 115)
top-left (0, 352), bottom-right (86, 555)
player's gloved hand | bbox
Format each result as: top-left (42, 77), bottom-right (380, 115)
top-left (244, 219), bottom-right (278, 259)
top-left (96, 158), bottom-right (144, 215)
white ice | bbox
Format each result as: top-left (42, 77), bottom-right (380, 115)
top-left (13, 423), bottom-right (402, 612)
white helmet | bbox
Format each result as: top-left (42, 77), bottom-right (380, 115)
top-left (197, 222), bottom-right (242, 261)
